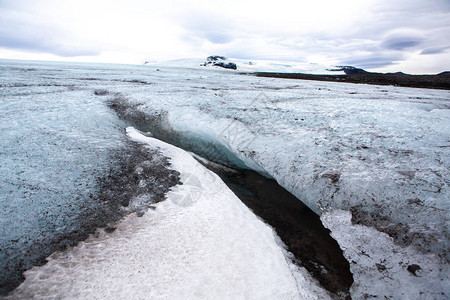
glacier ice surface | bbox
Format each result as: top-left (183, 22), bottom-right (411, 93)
top-left (1, 59), bottom-right (449, 298)
top-left (6, 128), bottom-right (331, 300)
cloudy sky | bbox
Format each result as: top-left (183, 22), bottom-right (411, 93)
top-left (0, 0), bottom-right (449, 73)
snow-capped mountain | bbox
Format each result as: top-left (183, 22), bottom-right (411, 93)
top-left (146, 57), bottom-right (346, 74)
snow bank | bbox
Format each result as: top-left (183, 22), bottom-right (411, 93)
top-left (6, 128), bottom-right (330, 300)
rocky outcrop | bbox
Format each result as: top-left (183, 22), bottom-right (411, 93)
top-left (211, 61), bottom-right (237, 70)
top-left (201, 56), bottom-right (237, 70)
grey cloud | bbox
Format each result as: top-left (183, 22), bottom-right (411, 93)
top-left (344, 59), bottom-right (396, 69)
top-left (0, 32), bottom-right (100, 57)
top-left (383, 39), bottom-right (422, 50)
top-left (1, 0), bottom-right (449, 72)
top-left (421, 46), bottom-right (450, 55)
top-left (339, 52), bottom-right (404, 69)
top-left (178, 12), bottom-right (237, 45)
top-left (204, 32), bottom-right (234, 44)
top-left (0, 7), bottom-right (101, 57)
top-left (382, 33), bottom-right (424, 50)
top-left (178, 1), bottom-right (448, 70)
top-left (372, 0), bottom-right (450, 14)
top-left (219, 36), bottom-right (404, 69)
top-left (345, 1), bottom-right (449, 62)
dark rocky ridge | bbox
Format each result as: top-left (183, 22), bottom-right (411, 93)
top-left (251, 70), bottom-right (450, 90)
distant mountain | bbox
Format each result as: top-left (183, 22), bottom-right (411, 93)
top-left (145, 57), bottom-right (345, 74)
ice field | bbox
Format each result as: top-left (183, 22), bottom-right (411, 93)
top-left (0, 59), bottom-right (448, 298)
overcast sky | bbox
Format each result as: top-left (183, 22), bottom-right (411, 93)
top-left (1, 0), bottom-right (449, 73)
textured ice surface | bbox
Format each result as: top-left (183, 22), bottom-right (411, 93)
top-left (0, 63), bottom-right (125, 291)
top-left (6, 128), bottom-right (330, 299)
top-left (0, 60), bottom-right (179, 293)
top-left (106, 62), bottom-right (448, 298)
top-left (321, 210), bottom-right (449, 299)
top-left (117, 61), bottom-right (449, 259)
top-left (1, 59), bottom-right (449, 298)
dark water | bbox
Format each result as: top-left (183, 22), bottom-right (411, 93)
top-left (204, 164), bottom-right (353, 298)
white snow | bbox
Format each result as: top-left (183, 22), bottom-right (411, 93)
top-left (6, 128), bottom-right (330, 300)
top-left (147, 57), bottom-right (344, 74)
top-left (232, 58), bottom-right (345, 74)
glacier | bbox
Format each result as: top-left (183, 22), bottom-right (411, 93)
top-left (7, 128), bottom-right (330, 299)
top-left (113, 61), bottom-right (449, 256)
top-left (0, 58), bottom-right (449, 299)
top-left (106, 61), bottom-right (450, 298)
